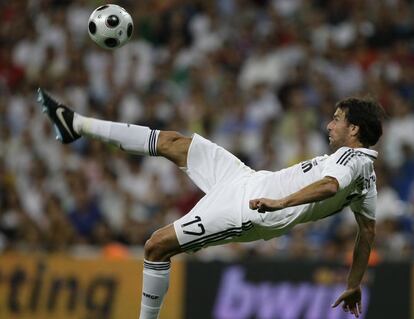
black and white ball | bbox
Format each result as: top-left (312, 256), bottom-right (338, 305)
top-left (88, 4), bottom-right (134, 50)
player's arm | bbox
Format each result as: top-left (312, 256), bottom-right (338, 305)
top-left (347, 213), bottom-right (376, 289)
top-left (332, 213), bottom-right (375, 318)
top-left (249, 176), bottom-right (339, 212)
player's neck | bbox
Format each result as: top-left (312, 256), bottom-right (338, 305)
top-left (344, 140), bottom-right (364, 149)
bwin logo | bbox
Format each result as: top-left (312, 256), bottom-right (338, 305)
top-left (143, 292), bottom-right (159, 300)
top-left (213, 266), bottom-right (369, 319)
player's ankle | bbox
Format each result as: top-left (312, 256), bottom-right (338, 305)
top-left (73, 113), bottom-right (85, 135)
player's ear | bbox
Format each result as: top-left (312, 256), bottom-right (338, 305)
top-left (349, 124), bottom-right (359, 137)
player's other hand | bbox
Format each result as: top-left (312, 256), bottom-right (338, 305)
top-left (332, 286), bottom-right (362, 318)
top-left (249, 198), bottom-right (284, 213)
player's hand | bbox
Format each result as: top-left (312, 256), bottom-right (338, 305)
top-left (332, 286), bottom-right (362, 318)
top-left (249, 198), bottom-right (285, 213)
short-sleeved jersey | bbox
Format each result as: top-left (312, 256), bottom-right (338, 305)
top-left (243, 147), bottom-right (377, 238)
top-left (175, 136), bottom-right (379, 250)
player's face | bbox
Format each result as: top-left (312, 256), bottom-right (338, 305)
top-left (326, 108), bottom-right (352, 150)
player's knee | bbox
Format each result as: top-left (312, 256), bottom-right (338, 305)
top-left (144, 230), bottom-right (172, 261)
top-left (158, 131), bottom-right (183, 153)
top-left (157, 131), bottom-right (191, 167)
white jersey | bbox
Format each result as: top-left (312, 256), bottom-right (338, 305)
top-left (174, 135), bottom-right (378, 251)
top-left (243, 147), bottom-right (378, 239)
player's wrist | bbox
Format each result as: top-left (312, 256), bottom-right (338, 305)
top-left (346, 282), bottom-right (361, 290)
top-left (277, 199), bottom-right (288, 209)
top-left (280, 199), bottom-right (289, 209)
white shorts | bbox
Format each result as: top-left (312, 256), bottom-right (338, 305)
top-left (173, 134), bottom-right (262, 252)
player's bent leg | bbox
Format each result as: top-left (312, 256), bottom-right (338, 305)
top-left (144, 223), bottom-right (183, 261)
top-left (139, 224), bottom-right (182, 319)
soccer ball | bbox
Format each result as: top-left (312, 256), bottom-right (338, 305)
top-left (88, 4), bottom-right (134, 50)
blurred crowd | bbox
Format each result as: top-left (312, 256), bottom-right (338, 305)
top-left (1, 0), bottom-right (414, 263)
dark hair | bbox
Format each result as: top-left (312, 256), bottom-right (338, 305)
top-left (336, 97), bottom-right (385, 147)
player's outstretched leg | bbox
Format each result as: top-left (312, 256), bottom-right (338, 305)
top-left (36, 88), bottom-right (192, 167)
top-left (37, 89), bottom-right (189, 318)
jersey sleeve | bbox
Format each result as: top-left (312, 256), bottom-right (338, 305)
top-left (350, 187), bottom-right (377, 220)
top-left (321, 147), bottom-right (358, 190)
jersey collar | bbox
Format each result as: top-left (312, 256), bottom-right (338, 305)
top-left (354, 148), bottom-right (378, 160)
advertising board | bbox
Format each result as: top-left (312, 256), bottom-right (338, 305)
top-left (0, 254), bottom-right (184, 319)
top-left (185, 260), bottom-right (410, 319)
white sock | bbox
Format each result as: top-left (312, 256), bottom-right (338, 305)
top-left (139, 260), bottom-right (171, 319)
top-left (73, 114), bottom-right (159, 156)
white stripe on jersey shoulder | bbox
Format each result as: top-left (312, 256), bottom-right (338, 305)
top-left (334, 147), bottom-right (377, 166)
top-left (335, 147), bottom-right (355, 165)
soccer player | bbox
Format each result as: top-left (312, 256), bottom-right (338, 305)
top-left (37, 88), bottom-right (383, 319)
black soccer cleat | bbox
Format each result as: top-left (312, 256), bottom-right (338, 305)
top-left (36, 88), bottom-right (80, 144)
